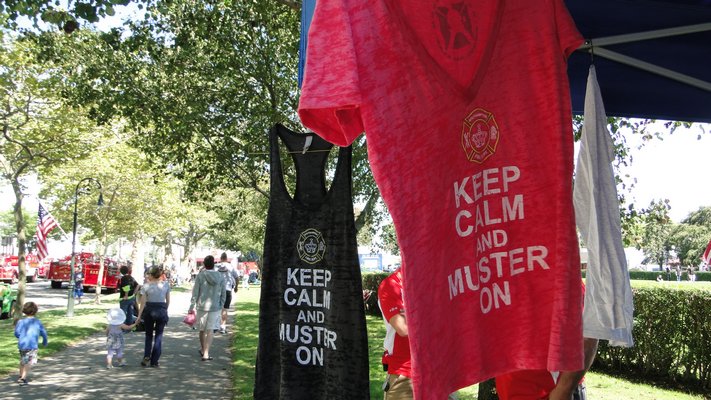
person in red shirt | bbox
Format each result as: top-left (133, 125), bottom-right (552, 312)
top-left (496, 282), bottom-right (599, 400)
top-left (495, 337), bottom-right (598, 400)
top-left (378, 267), bottom-right (412, 399)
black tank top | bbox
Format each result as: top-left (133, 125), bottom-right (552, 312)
top-left (254, 124), bottom-right (370, 400)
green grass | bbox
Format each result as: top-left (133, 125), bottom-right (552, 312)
top-left (631, 279), bottom-right (711, 291)
top-left (232, 286), bottom-right (709, 400)
top-left (585, 371), bottom-right (706, 399)
top-left (0, 292), bottom-right (120, 377)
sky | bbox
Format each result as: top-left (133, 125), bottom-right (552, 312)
top-left (615, 123), bottom-right (711, 222)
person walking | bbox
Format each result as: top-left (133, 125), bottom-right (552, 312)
top-left (189, 255), bottom-right (225, 361)
top-left (241, 267), bottom-right (249, 290)
top-left (135, 266), bottom-right (171, 368)
top-left (105, 308), bottom-right (136, 369)
top-left (118, 265), bottom-right (139, 327)
top-left (13, 302), bottom-right (48, 386)
top-left (74, 265), bottom-right (84, 304)
top-left (216, 252), bottom-right (239, 334)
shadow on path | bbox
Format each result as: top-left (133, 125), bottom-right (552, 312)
top-left (3, 290), bottom-right (234, 400)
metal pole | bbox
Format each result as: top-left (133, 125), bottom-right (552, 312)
top-left (66, 177), bottom-right (102, 317)
top-left (66, 184), bottom-right (80, 317)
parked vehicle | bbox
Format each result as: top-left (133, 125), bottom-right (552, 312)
top-left (38, 258), bottom-right (53, 279)
top-left (48, 256), bottom-right (72, 289)
top-left (0, 261), bottom-right (18, 284)
top-left (0, 254), bottom-right (41, 283)
top-left (0, 282), bottom-right (17, 320)
top-left (48, 252), bottom-right (121, 293)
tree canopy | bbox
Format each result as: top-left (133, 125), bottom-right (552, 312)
top-left (3, 0), bottom-right (709, 271)
top-left (29, 0), bottom-right (381, 249)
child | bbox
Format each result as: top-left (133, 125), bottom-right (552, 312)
top-left (74, 265), bottom-right (84, 304)
top-left (14, 302), bottom-right (48, 386)
top-left (106, 308), bottom-right (136, 369)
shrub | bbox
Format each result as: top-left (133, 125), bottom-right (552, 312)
top-left (361, 272), bottom-right (389, 316)
top-left (594, 287), bottom-right (711, 389)
top-left (581, 269), bottom-right (711, 282)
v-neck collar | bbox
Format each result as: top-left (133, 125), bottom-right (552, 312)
top-left (386, 0), bottom-right (505, 99)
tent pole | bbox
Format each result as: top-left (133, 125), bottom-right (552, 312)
top-left (578, 22), bottom-right (711, 47)
top-left (588, 47), bottom-right (711, 94)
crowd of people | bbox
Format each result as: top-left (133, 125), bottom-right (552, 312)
top-left (12, 252), bottom-right (249, 386)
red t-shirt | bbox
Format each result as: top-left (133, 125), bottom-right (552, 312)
top-left (299, 1), bottom-right (584, 398)
top-left (495, 282), bottom-right (587, 400)
top-left (378, 269), bottom-right (412, 377)
top-left (495, 370), bottom-right (556, 400)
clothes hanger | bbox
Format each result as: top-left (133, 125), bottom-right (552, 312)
top-left (587, 39), bottom-right (595, 64)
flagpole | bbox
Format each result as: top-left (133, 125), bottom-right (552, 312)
top-left (37, 199), bottom-right (69, 240)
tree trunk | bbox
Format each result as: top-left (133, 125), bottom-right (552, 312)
top-left (477, 378), bottom-right (498, 400)
top-left (11, 181), bottom-right (27, 320)
top-left (132, 236), bottom-right (145, 277)
top-left (354, 191), bottom-right (380, 233)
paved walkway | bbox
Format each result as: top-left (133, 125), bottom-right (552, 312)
top-left (3, 290), bottom-right (235, 400)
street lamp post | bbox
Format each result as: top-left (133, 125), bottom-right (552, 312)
top-left (67, 177), bottom-right (104, 317)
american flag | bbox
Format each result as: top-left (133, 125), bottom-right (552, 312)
top-left (702, 238), bottom-right (711, 266)
top-left (35, 203), bottom-right (59, 260)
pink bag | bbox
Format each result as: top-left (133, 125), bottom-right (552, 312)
top-left (182, 310), bottom-right (196, 327)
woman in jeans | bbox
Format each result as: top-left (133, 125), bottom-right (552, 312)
top-left (135, 266), bottom-right (170, 367)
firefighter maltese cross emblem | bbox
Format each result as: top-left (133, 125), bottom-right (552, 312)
top-left (433, 0), bottom-right (477, 60)
top-left (297, 228), bottom-right (326, 264)
top-left (461, 108), bottom-right (499, 163)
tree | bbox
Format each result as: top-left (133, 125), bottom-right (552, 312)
top-left (0, 207), bottom-right (36, 242)
top-left (1, 35), bottom-right (107, 315)
top-left (668, 206), bottom-right (711, 267)
top-left (380, 223), bottom-right (400, 256)
top-left (32, 2), bottom-right (382, 249)
top-left (638, 199), bottom-right (674, 269)
top-left (209, 187), bottom-right (268, 258)
top-left (22, 2), bottom-right (704, 257)
top-left (40, 134), bottom-right (197, 301)
top-left (1, 0), bottom-right (146, 32)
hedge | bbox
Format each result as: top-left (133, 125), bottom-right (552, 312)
top-left (581, 269), bottom-right (711, 282)
top-left (363, 272), bottom-right (711, 389)
top-left (595, 287), bottom-right (711, 389)
top-left (362, 272), bottom-right (389, 316)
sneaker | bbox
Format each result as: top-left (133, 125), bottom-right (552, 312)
top-left (150, 363), bottom-right (160, 368)
top-left (219, 328), bottom-right (227, 334)
top-left (106, 365), bottom-right (113, 369)
top-left (141, 357), bottom-right (150, 367)
top-left (118, 362), bottom-right (126, 367)
top-left (18, 379), bottom-right (28, 386)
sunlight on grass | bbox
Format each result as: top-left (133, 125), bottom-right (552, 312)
top-left (585, 371), bottom-right (706, 400)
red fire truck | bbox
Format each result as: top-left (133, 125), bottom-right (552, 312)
top-left (0, 254), bottom-right (42, 284)
top-left (48, 252), bottom-right (121, 292)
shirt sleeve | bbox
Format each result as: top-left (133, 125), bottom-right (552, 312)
top-left (39, 321), bottom-right (48, 346)
top-left (190, 277), bottom-right (199, 310)
top-left (378, 277), bottom-right (404, 322)
top-left (298, 0), bottom-right (364, 147)
top-left (552, 0), bottom-right (584, 58)
top-left (14, 320), bottom-right (21, 338)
